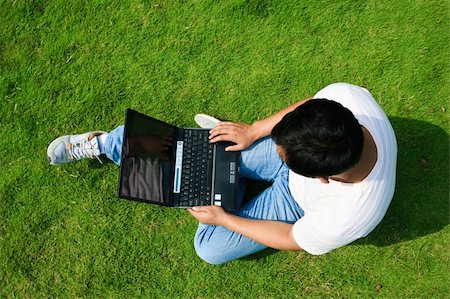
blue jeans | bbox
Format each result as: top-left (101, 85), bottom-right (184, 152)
top-left (106, 126), bottom-right (304, 264)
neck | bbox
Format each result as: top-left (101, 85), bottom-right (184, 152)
top-left (326, 127), bottom-right (378, 184)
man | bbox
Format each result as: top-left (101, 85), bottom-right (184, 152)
top-left (47, 83), bottom-right (397, 264)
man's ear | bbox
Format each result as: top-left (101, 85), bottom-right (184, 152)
top-left (318, 176), bottom-right (330, 184)
top-left (276, 145), bottom-right (287, 162)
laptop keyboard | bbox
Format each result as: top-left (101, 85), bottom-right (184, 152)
top-left (178, 130), bottom-right (213, 207)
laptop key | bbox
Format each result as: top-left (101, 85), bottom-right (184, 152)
top-left (180, 129), bottom-right (216, 207)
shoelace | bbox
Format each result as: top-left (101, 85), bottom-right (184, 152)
top-left (68, 138), bottom-right (103, 164)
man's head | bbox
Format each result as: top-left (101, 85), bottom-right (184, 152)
top-left (271, 99), bottom-right (364, 177)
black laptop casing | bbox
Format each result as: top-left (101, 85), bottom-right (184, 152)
top-left (118, 109), bottom-right (241, 211)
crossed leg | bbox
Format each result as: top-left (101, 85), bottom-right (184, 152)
top-left (193, 137), bottom-right (304, 264)
top-left (104, 126), bottom-right (304, 264)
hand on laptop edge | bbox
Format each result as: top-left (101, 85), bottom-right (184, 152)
top-left (188, 205), bottom-right (228, 226)
top-left (207, 96), bottom-right (313, 153)
top-left (188, 206), bottom-right (302, 251)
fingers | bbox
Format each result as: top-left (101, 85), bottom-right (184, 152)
top-left (187, 208), bottom-right (197, 216)
top-left (225, 144), bottom-right (245, 151)
top-left (189, 205), bottom-right (221, 213)
top-left (209, 123), bottom-right (239, 139)
top-left (188, 206), bottom-right (226, 226)
top-left (210, 122), bottom-right (240, 132)
top-left (188, 206), bottom-right (208, 212)
top-left (188, 208), bottom-right (203, 222)
top-left (209, 123), bottom-right (247, 143)
top-left (209, 134), bottom-right (235, 144)
top-left (187, 207), bottom-right (203, 217)
top-left (188, 206), bottom-right (210, 222)
top-left (209, 122), bottom-right (245, 134)
top-left (207, 122), bottom-right (252, 151)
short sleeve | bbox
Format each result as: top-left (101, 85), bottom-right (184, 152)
top-left (292, 217), bottom-right (337, 255)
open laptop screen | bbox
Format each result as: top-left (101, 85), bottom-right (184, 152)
top-left (119, 110), bottom-right (176, 205)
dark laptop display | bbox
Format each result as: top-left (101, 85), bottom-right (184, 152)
top-left (118, 109), bottom-right (241, 211)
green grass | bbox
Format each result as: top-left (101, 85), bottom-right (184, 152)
top-left (1, 0), bottom-right (449, 297)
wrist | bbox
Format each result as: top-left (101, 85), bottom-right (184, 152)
top-left (220, 212), bottom-right (235, 229)
top-left (249, 122), bottom-right (264, 141)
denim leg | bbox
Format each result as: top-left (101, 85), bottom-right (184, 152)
top-left (194, 168), bottom-right (304, 265)
top-left (105, 128), bottom-right (282, 171)
top-left (194, 137), bottom-right (304, 265)
top-left (104, 125), bottom-right (124, 165)
top-left (235, 136), bottom-right (285, 206)
top-left (105, 127), bottom-right (303, 264)
top-left (239, 136), bottom-right (285, 181)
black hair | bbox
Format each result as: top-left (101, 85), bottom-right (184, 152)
top-left (271, 98), bottom-right (364, 177)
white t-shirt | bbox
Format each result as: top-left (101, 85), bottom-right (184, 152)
top-left (290, 83), bottom-right (397, 255)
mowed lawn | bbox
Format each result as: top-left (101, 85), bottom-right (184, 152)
top-left (1, 0), bottom-right (448, 298)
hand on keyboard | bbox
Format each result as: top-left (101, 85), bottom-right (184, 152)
top-left (208, 122), bottom-right (256, 151)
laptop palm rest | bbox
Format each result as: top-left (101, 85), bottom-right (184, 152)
top-left (212, 142), bottom-right (240, 211)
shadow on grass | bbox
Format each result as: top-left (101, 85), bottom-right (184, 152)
top-left (88, 117), bottom-right (448, 254)
top-left (87, 154), bottom-right (115, 168)
top-left (241, 117), bottom-right (449, 255)
top-left (358, 117), bottom-right (449, 247)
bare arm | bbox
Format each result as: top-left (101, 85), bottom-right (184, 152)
top-left (248, 96), bottom-right (313, 141)
top-left (188, 206), bottom-right (301, 251)
top-left (209, 97), bottom-right (312, 151)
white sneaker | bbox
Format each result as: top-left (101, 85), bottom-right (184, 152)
top-left (194, 114), bottom-right (221, 129)
top-left (47, 131), bottom-right (106, 165)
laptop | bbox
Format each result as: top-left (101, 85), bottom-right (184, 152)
top-left (118, 109), bottom-right (241, 211)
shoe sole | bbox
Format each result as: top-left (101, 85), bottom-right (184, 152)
top-left (194, 114), bottom-right (221, 129)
